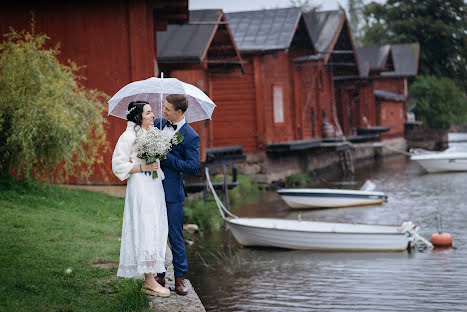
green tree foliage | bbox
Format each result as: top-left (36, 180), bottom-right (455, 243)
top-left (288, 0), bottom-right (321, 13)
top-left (0, 26), bottom-right (108, 182)
top-left (410, 75), bottom-right (467, 129)
top-left (347, 0), bottom-right (365, 47)
top-left (362, 0), bottom-right (467, 89)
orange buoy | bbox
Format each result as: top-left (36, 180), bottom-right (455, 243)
top-left (430, 232), bottom-right (453, 248)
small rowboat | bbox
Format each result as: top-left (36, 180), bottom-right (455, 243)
top-left (277, 188), bottom-right (386, 209)
top-left (225, 218), bottom-right (415, 251)
top-left (205, 168), bottom-right (431, 251)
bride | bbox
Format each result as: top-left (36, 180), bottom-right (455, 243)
top-left (112, 100), bottom-right (169, 297)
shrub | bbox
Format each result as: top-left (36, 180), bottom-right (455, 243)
top-left (285, 172), bottom-right (311, 188)
top-left (410, 75), bottom-right (467, 129)
top-left (0, 25), bottom-right (108, 182)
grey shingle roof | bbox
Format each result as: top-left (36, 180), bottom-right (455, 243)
top-left (225, 7), bottom-right (303, 52)
top-left (303, 10), bottom-right (343, 55)
top-left (356, 45), bottom-right (391, 76)
top-left (381, 43), bottom-right (420, 77)
top-left (157, 10), bottom-right (222, 61)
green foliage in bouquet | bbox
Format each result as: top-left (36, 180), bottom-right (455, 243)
top-left (0, 24), bottom-right (108, 182)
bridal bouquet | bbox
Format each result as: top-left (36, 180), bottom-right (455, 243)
top-left (135, 126), bottom-right (172, 179)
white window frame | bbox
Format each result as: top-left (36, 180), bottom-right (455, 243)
top-left (273, 85), bottom-right (284, 123)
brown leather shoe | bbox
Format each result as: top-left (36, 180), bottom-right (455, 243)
top-left (155, 276), bottom-right (165, 287)
top-left (175, 277), bottom-right (188, 296)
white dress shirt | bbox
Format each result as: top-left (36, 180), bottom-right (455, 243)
top-left (162, 117), bottom-right (186, 138)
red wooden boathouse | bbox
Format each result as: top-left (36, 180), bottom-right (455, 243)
top-left (0, 0), bottom-right (189, 184)
top-left (220, 8), bottom-right (316, 152)
top-left (357, 43), bottom-right (419, 139)
top-left (156, 9), bottom-right (244, 161)
top-left (299, 10), bottom-right (361, 138)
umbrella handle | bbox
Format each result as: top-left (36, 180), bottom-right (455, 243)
top-left (160, 72), bottom-right (164, 129)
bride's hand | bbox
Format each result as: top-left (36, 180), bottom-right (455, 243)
top-left (144, 162), bottom-right (159, 172)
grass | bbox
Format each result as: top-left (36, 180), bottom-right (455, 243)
top-left (0, 174), bottom-right (263, 310)
top-left (0, 176), bottom-right (149, 312)
top-left (285, 172), bottom-right (312, 188)
top-left (184, 174), bottom-right (261, 232)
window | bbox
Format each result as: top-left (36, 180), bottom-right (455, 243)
top-left (318, 71), bottom-right (323, 90)
top-left (273, 85), bottom-right (284, 123)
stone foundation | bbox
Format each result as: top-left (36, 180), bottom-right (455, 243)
top-left (233, 139), bottom-right (407, 183)
top-left (405, 127), bottom-right (448, 151)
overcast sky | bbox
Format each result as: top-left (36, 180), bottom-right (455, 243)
top-left (189, 0), bottom-right (384, 13)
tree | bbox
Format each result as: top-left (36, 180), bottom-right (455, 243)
top-left (347, 0), bottom-right (365, 46)
top-left (288, 0), bottom-right (321, 12)
top-left (0, 26), bottom-right (108, 182)
top-left (410, 75), bottom-right (467, 129)
top-left (362, 0), bottom-right (467, 89)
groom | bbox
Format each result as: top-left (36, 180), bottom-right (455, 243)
top-left (154, 94), bottom-right (200, 295)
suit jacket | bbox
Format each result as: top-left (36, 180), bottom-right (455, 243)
top-left (154, 118), bottom-right (200, 202)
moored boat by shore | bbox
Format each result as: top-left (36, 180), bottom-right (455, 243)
top-left (226, 218), bottom-right (418, 251)
top-left (410, 150), bottom-right (467, 173)
top-left (205, 168), bottom-right (431, 252)
top-left (277, 188), bottom-right (386, 209)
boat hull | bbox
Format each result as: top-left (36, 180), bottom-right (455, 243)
top-left (411, 156), bottom-right (467, 173)
top-left (277, 189), bottom-right (386, 209)
top-left (226, 218), bottom-right (409, 251)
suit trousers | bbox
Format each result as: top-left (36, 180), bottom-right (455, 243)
top-left (157, 201), bottom-right (188, 278)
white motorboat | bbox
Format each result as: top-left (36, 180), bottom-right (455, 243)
top-left (410, 150), bottom-right (467, 173)
top-left (204, 168), bottom-right (431, 251)
top-left (225, 217), bottom-right (416, 251)
top-left (277, 182), bottom-right (386, 209)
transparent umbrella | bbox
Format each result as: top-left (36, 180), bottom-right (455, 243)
top-left (108, 75), bottom-right (216, 123)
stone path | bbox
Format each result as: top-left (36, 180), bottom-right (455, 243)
top-left (149, 247), bottom-right (206, 312)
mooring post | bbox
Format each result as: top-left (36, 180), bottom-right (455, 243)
top-left (223, 162), bottom-right (230, 211)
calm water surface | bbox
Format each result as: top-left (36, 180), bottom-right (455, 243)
top-left (187, 134), bottom-right (467, 312)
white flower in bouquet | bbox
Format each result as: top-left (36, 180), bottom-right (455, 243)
top-left (135, 126), bottom-right (172, 179)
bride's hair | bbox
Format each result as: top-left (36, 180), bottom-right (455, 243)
top-left (127, 101), bottom-right (149, 126)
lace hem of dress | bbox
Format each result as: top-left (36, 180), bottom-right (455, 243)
top-left (117, 259), bottom-right (166, 279)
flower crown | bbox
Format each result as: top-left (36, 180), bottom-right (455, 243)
top-left (126, 106), bottom-right (136, 115)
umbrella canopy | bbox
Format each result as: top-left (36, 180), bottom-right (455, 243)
top-left (108, 77), bottom-right (216, 123)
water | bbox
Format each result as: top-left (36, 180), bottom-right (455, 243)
top-left (187, 133), bottom-right (467, 312)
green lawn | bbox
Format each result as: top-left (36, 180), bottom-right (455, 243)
top-left (0, 176), bottom-right (149, 312)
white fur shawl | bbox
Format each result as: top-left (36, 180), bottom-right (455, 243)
top-left (111, 121), bottom-right (164, 181)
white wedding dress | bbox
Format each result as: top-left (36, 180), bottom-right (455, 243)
top-left (112, 121), bottom-right (168, 279)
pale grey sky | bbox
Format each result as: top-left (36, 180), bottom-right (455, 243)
top-left (189, 0), bottom-right (384, 13)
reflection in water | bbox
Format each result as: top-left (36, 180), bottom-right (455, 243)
top-left (188, 135), bottom-right (467, 312)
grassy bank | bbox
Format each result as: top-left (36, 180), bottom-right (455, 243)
top-left (0, 174), bottom-right (262, 310)
top-left (183, 174), bottom-right (261, 232)
top-left (0, 176), bottom-right (149, 312)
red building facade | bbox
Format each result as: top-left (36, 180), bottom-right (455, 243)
top-left (1, 0), bottom-right (189, 183)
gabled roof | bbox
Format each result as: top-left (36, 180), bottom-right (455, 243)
top-left (157, 9), bottom-right (244, 71)
top-left (157, 10), bottom-right (222, 61)
top-left (299, 10), bottom-right (359, 75)
top-left (381, 43), bottom-right (420, 77)
top-left (225, 7), bottom-right (314, 53)
top-left (303, 10), bottom-right (343, 57)
top-left (356, 45), bottom-right (394, 77)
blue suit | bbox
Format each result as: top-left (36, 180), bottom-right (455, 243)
top-left (155, 118), bottom-right (200, 278)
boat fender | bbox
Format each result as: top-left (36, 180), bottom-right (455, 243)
top-left (430, 232), bottom-right (453, 248)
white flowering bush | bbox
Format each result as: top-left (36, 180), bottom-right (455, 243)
top-left (135, 126), bottom-right (172, 178)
